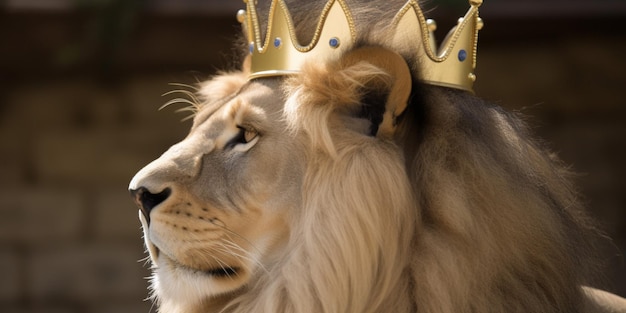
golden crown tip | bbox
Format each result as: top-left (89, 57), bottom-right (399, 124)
top-left (470, 0), bottom-right (482, 6)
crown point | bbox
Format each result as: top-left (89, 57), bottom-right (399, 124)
top-left (470, 0), bottom-right (482, 6)
top-left (329, 37), bottom-right (340, 49)
top-left (426, 19), bottom-right (437, 32)
top-left (236, 9), bottom-right (246, 23)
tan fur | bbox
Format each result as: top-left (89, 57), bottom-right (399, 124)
top-left (128, 1), bottom-right (624, 312)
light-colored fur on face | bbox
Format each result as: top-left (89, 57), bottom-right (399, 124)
top-left (128, 1), bottom-right (617, 312)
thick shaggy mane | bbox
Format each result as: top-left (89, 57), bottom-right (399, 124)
top-left (210, 57), bottom-right (600, 313)
top-left (235, 2), bottom-right (601, 311)
top-left (396, 86), bottom-right (600, 312)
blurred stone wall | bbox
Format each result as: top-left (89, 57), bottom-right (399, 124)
top-left (0, 8), bottom-right (625, 313)
top-left (0, 73), bottom-right (191, 313)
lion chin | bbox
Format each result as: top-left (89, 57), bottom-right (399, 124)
top-left (129, 1), bottom-right (626, 313)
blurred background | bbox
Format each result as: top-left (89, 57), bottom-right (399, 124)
top-left (1, 0), bottom-right (625, 312)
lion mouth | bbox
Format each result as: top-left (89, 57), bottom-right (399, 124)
top-left (167, 255), bottom-right (241, 278)
top-left (150, 242), bottom-right (242, 278)
top-left (205, 267), bottom-right (240, 278)
top-left (138, 211), bottom-right (242, 279)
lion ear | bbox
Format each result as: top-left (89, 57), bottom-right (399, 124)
top-left (337, 46), bottom-right (412, 137)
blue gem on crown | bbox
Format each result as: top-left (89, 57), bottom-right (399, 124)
top-left (329, 37), bottom-right (340, 48)
top-left (274, 37), bottom-right (282, 48)
top-left (458, 49), bottom-right (467, 62)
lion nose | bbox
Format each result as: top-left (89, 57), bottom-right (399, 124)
top-left (130, 187), bottom-right (171, 223)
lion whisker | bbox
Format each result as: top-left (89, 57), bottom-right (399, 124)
top-left (217, 241), bottom-right (269, 274)
top-left (168, 82), bottom-right (199, 91)
top-left (209, 219), bottom-right (266, 257)
top-left (137, 255), bottom-right (152, 267)
top-left (159, 98), bottom-right (199, 111)
top-left (180, 114), bottom-right (196, 122)
top-left (161, 89), bottom-right (201, 106)
top-left (161, 88), bottom-right (196, 98)
top-left (159, 96), bottom-right (201, 122)
top-left (174, 107), bottom-right (198, 114)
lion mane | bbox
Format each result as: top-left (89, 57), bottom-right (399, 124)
top-left (129, 1), bottom-right (626, 312)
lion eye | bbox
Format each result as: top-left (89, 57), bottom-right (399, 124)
top-left (226, 126), bottom-right (259, 150)
top-left (243, 128), bottom-right (258, 143)
top-left (225, 127), bottom-right (259, 150)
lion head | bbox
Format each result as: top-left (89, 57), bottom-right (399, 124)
top-left (129, 1), bottom-right (616, 312)
top-left (130, 45), bottom-right (418, 312)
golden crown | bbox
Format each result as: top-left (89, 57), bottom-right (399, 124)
top-left (237, 0), bottom-right (484, 92)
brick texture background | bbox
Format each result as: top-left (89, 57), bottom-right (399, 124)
top-left (1, 5), bottom-right (625, 313)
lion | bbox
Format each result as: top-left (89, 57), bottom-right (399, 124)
top-left (129, 0), bottom-right (626, 312)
